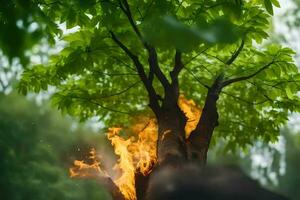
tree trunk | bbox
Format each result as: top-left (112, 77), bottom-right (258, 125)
top-left (186, 74), bottom-right (223, 165)
top-left (99, 94), bottom-right (289, 200)
top-left (156, 105), bottom-right (187, 166)
top-left (187, 91), bottom-right (219, 165)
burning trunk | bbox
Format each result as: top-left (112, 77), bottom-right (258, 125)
top-left (68, 91), bottom-right (288, 200)
top-left (69, 96), bottom-right (204, 200)
top-left (156, 107), bottom-right (187, 166)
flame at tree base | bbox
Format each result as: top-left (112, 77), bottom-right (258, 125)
top-left (69, 96), bottom-right (201, 200)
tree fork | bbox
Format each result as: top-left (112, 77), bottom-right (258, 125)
top-left (187, 74), bottom-right (224, 165)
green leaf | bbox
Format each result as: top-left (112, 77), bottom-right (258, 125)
top-left (143, 16), bottom-right (239, 52)
top-left (270, 0), bottom-right (280, 7)
top-left (285, 87), bottom-right (294, 99)
top-left (264, 0), bottom-right (274, 15)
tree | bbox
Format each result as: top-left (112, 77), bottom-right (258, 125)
top-left (17, 0), bottom-right (300, 199)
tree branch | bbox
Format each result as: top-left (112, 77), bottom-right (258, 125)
top-left (94, 81), bottom-right (141, 99)
top-left (110, 31), bottom-right (161, 113)
top-left (221, 91), bottom-right (269, 105)
top-left (226, 39), bottom-right (244, 65)
top-left (170, 51), bottom-right (184, 82)
top-left (92, 70), bottom-right (138, 76)
top-left (221, 61), bottom-right (275, 88)
top-left (187, 73), bottom-right (224, 164)
top-left (118, 0), bottom-right (143, 40)
top-left (147, 46), bottom-right (171, 89)
top-left (168, 50), bottom-right (185, 99)
top-left (184, 47), bottom-right (210, 66)
top-left (64, 94), bottom-right (133, 115)
top-left (118, 0), bottom-right (170, 90)
top-left (182, 66), bottom-right (210, 89)
top-left (111, 56), bottom-right (136, 71)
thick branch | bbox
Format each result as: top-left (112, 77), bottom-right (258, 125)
top-left (118, 0), bottom-right (143, 40)
top-left (170, 51), bottom-right (184, 82)
top-left (187, 74), bottom-right (224, 164)
top-left (169, 50), bottom-right (184, 98)
top-left (110, 31), bottom-right (160, 113)
top-left (222, 61), bottom-right (275, 88)
top-left (187, 58), bottom-right (274, 163)
top-left (118, 0), bottom-right (170, 90)
top-left (187, 58), bottom-right (273, 162)
top-left (148, 46), bottom-right (171, 89)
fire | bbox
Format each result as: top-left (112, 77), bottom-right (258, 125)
top-left (178, 95), bottom-right (202, 138)
top-left (70, 96), bottom-right (201, 200)
top-left (69, 148), bottom-right (108, 178)
top-left (107, 127), bottom-right (137, 200)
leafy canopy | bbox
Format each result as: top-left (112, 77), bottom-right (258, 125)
top-left (18, 0), bottom-right (300, 151)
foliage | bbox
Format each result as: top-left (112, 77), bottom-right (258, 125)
top-left (0, 0), bottom-right (62, 65)
top-left (17, 0), bottom-right (300, 151)
top-left (0, 93), bottom-right (112, 200)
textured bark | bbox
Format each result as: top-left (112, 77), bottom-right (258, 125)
top-left (187, 90), bottom-right (219, 163)
top-left (135, 172), bottom-right (150, 200)
top-left (156, 105), bottom-right (187, 166)
top-left (94, 176), bottom-right (125, 200)
top-left (187, 75), bottom-right (223, 165)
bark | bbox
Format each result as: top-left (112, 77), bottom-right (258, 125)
top-left (156, 104), bottom-right (187, 166)
top-left (80, 176), bottom-right (125, 200)
top-left (135, 172), bottom-right (149, 200)
top-left (187, 74), bottom-right (223, 165)
top-left (186, 90), bottom-right (219, 163)
top-left (100, 177), bottom-right (125, 200)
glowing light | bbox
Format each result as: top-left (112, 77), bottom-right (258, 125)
top-left (70, 96), bottom-right (202, 200)
top-left (69, 148), bottom-right (108, 178)
top-left (178, 95), bottom-right (202, 138)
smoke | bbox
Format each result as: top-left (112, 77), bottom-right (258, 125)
top-left (146, 163), bottom-right (289, 200)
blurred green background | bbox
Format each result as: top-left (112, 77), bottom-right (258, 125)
top-left (0, 93), bottom-right (112, 200)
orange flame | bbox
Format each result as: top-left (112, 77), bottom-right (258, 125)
top-left (69, 148), bottom-right (108, 178)
top-left (70, 96), bottom-right (201, 200)
top-left (178, 95), bottom-right (202, 138)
